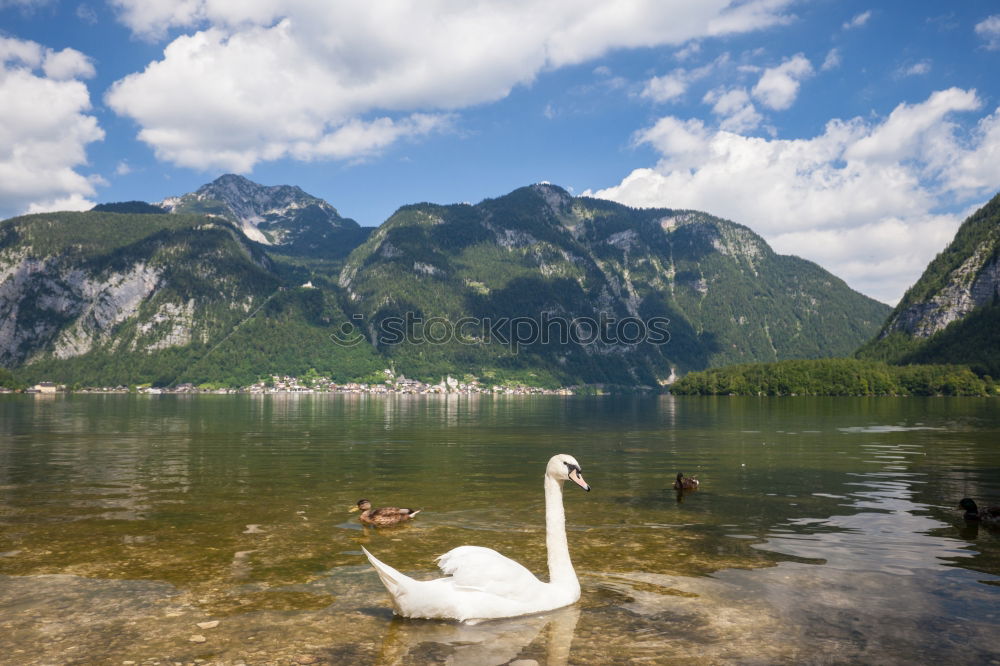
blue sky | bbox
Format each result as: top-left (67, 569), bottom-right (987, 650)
top-left (2, 1), bottom-right (999, 304)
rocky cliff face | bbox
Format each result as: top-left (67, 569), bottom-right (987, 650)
top-left (882, 242), bottom-right (999, 338)
top-left (0, 211), bottom-right (277, 370)
top-left (859, 192), bottom-right (1000, 372)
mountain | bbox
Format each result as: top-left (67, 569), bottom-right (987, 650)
top-left (858, 192), bottom-right (1000, 375)
top-left (0, 179), bottom-right (891, 388)
top-left (339, 184), bottom-right (890, 386)
top-left (0, 210), bottom-right (269, 373)
top-left (0, 209), bottom-right (383, 386)
top-left (159, 174), bottom-right (371, 257)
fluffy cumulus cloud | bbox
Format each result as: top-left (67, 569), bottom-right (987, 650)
top-left (105, 0), bottom-right (796, 171)
top-left (751, 54), bottom-right (813, 110)
top-left (642, 72), bottom-right (689, 103)
top-left (703, 87), bottom-right (763, 132)
top-left (0, 37), bottom-right (103, 218)
top-left (589, 88), bottom-right (1000, 304)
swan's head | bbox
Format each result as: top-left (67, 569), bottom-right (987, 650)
top-left (547, 454), bottom-right (590, 491)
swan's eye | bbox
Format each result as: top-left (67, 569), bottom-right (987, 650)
top-left (564, 462), bottom-right (581, 474)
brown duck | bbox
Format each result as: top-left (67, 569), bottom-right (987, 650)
top-left (673, 472), bottom-right (700, 490)
top-left (350, 499), bottom-right (421, 526)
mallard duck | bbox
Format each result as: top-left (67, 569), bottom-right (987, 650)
top-left (673, 472), bottom-right (699, 490)
top-left (958, 498), bottom-right (1000, 525)
top-left (350, 499), bottom-right (421, 526)
top-left (363, 453), bottom-right (591, 623)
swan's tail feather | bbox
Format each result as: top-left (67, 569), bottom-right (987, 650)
top-left (362, 547), bottom-right (411, 604)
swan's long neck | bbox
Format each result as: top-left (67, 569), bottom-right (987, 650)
top-left (544, 474), bottom-right (578, 591)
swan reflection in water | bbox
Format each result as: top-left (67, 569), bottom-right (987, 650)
top-left (374, 604), bottom-right (580, 665)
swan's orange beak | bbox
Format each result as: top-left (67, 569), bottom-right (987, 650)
top-left (569, 468), bottom-right (591, 492)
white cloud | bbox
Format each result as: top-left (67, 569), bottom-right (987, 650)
top-left (41, 47), bottom-right (96, 80)
top-left (641, 54), bottom-right (728, 104)
top-left (0, 37), bottom-right (103, 218)
top-left (106, 0), bottom-right (796, 171)
top-left (768, 215), bottom-right (963, 303)
top-left (293, 114), bottom-right (451, 162)
top-left (25, 192), bottom-right (99, 215)
top-left (821, 48), bottom-right (841, 71)
top-left (642, 72), bottom-right (689, 103)
top-left (703, 87), bottom-right (762, 132)
top-left (632, 116), bottom-right (713, 171)
top-left (898, 60), bottom-right (931, 77)
top-left (108, 0), bottom-right (215, 40)
top-left (0, 35), bottom-right (44, 66)
top-left (588, 88), bottom-right (1000, 304)
top-left (949, 109), bottom-right (1000, 193)
top-left (751, 53), bottom-right (813, 110)
top-left (76, 3), bottom-right (98, 24)
top-left (843, 10), bottom-right (872, 30)
top-left (674, 41), bottom-right (702, 61)
top-left (844, 88), bottom-right (980, 165)
top-left (975, 14), bottom-right (1000, 50)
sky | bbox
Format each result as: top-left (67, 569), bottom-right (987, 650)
top-left (2, 1), bottom-right (999, 305)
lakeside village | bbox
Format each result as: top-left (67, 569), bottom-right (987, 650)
top-left (15, 370), bottom-right (575, 396)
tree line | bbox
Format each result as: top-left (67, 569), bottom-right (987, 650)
top-left (669, 358), bottom-right (995, 396)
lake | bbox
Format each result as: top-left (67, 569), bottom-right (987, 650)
top-left (1, 394), bottom-right (998, 665)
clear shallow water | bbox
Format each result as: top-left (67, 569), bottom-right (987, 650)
top-left (0, 394), bottom-right (998, 664)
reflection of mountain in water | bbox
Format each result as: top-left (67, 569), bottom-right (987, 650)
top-left (375, 605), bottom-right (579, 665)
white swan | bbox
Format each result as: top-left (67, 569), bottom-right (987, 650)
top-left (362, 453), bottom-right (591, 623)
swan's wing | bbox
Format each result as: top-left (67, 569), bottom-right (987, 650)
top-left (436, 545), bottom-right (543, 602)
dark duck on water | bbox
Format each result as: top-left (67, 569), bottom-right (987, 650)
top-left (673, 472), bottom-right (700, 490)
top-left (958, 498), bottom-right (1000, 525)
